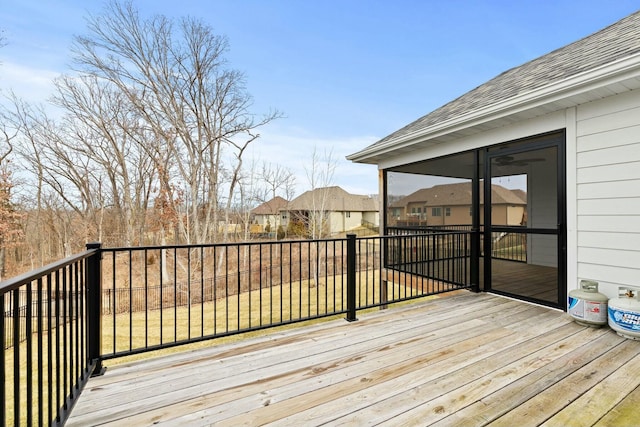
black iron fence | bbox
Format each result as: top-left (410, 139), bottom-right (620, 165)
top-left (1, 232), bottom-right (473, 426)
top-left (0, 245), bottom-right (101, 427)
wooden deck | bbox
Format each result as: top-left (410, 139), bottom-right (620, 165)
top-left (489, 259), bottom-right (559, 304)
top-left (67, 292), bottom-right (640, 427)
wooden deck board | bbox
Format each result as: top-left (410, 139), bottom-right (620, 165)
top-left (67, 292), bottom-right (640, 427)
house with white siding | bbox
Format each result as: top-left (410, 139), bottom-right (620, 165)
top-left (250, 196), bottom-right (289, 234)
top-left (348, 10), bottom-right (640, 309)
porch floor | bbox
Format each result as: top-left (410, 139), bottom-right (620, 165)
top-left (67, 292), bottom-right (640, 427)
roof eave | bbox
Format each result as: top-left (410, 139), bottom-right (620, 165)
top-left (348, 53), bottom-right (640, 164)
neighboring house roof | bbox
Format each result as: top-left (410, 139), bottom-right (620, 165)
top-left (287, 186), bottom-right (378, 212)
top-left (348, 10), bottom-right (640, 164)
top-left (510, 189), bottom-right (527, 203)
top-left (252, 196), bottom-right (289, 215)
top-left (390, 182), bottom-right (526, 208)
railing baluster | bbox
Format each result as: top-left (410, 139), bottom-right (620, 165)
top-left (288, 242), bottom-right (292, 322)
top-left (54, 269), bottom-right (61, 423)
top-left (173, 247), bottom-right (177, 342)
top-left (128, 250), bottom-right (133, 351)
top-left (248, 245), bottom-right (252, 329)
top-left (13, 288), bottom-right (20, 426)
top-left (62, 266), bottom-right (68, 413)
top-left (37, 278), bottom-right (43, 427)
top-left (345, 234), bottom-right (357, 322)
top-left (225, 245), bottom-right (229, 333)
top-left (259, 244), bottom-right (263, 327)
top-left (213, 245), bottom-right (218, 335)
top-left (305, 241), bottom-right (309, 318)
top-left (187, 248), bottom-right (192, 340)
top-left (200, 246), bottom-right (204, 338)
top-left (111, 252), bottom-right (117, 352)
top-left (47, 274), bottom-right (53, 425)
top-left (144, 249), bottom-right (149, 348)
top-left (0, 292), bottom-right (4, 426)
top-left (159, 248), bottom-right (163, 345)
top-left (25, 282), bottom-right (33, 426)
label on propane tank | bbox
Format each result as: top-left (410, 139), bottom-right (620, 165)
top-left (568, 297), bottom-right (607, 322)
top-left (608, 307), bottom-right (640, 331)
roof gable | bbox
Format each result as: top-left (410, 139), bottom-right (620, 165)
top-left (349, 10), bottom-right (640, 163)
top-left (390, 182), bottom-right (526, 207)
top-left (288, 186), bottom-right (378, 212)
top-left (252, 196), bottom-right (289, 215)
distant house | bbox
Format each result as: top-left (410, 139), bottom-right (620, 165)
top-left (251, 196), bottom-right (289, 234)
top-left (283, 186), bottom-right (379, 236)
top-left (389, 182), bottom-right (526, 227)
top-left (348, 11), bottom-right (640, 309)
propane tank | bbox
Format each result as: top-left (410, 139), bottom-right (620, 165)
top-left (608, 287), bottom-right (640, 340)
top-left (568, 280), bottom-right (608, 327)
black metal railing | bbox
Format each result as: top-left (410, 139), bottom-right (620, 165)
top-left (490, 231), bottom-right (527, 262)
top-left (388, 225), bottom-right (527, 263)
top-left (1, 232), bottom-right (473, 426)
top-left (98, 233), bottom-right (473, 359)
top-left (0, 245), bottom-right (102, 427)
top-left (384, 231), bottom-right (471, 286)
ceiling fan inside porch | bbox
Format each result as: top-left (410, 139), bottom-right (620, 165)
top-left (494, 155), bottom-right (545, 167)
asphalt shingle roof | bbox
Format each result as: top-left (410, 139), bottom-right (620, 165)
top-left (251, 196), bottom-right (289, 215)
top-left (390, 182), bottom-right (526, 208)
top-left (287, 186), bottom-right (378, 212)
top-left (370, 10), bottom-right (640, 148)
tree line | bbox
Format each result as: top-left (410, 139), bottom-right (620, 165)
top-left (0, 1), bottom-right (315, 280)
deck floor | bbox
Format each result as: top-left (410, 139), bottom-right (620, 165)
top-left (489, 259), bottom-right (559, 304)
top-left (67, 292), bottom-right (640, 426)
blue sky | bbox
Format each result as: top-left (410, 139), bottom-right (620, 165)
top-left (2, 1), bottom-right (639, 196)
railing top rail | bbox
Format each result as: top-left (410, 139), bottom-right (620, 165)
top-left (0, 247), bottom-right (98, 293)
top-left (100, 230), bottom-right (477, 253)
top-left (387, 225), bottom-right (473, 229)
top-left (101, 236), bottom-right (350, 252)
top-left (384, 229), bottom-right (473, 235)
top-left (101, 231), bottom-right (475, 253)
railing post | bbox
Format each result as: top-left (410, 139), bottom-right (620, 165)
top-left (345, 234), bottom-right (358, 322)
top-left (471, 149), bottom-right (481, 293)
top-left (380, 235), bottom-right (388, 310)
top-left (86, 242), bottom-right (106, 376)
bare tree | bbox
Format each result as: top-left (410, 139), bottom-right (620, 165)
top-left (5, 94), bottom-right (112, 249)
top-left (1, 96), bottom-right (48, 265)
top-left (255, 161), bottom-right (296, 238)
top-left (0, 124), bottom-right (23, 279)
top-left (51, 74), bottom-right (157, 246)
top-left (71, 0), bottom-right (281, 244)
top-left (260, 161), bottom-right (297, 202)
top-left (299, 147), bottom-right (338, 289)
top-left (304, 147), bottom-right (337, 239)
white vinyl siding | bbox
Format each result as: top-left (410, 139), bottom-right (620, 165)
top-left (575, 89), bottom-right (640, 296)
